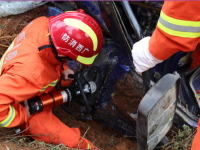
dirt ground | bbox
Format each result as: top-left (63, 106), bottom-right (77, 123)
top-left (0, 5), bottom-right (48, 57)
top-left (0, 5), bottom-right (138, 150)
top-left (0, 106), bottom-right (138, 150)
top-left (112, 76), bottom-right (143, 114)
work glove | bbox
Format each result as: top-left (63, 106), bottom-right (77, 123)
top-left (131, 37), bottom-right (163, 74)
top-left (62, 68), bottom-right (74, 82)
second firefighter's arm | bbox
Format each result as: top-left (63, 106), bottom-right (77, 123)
top-left (0, 73), bottom-right (40, 128)
top-left (132, 1), bottom-right (200, 74)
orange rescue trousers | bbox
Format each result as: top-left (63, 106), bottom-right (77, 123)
top-left (191, 120), bottom-right (200, 150)
top-left (19, 110), bottom-right (96, 149)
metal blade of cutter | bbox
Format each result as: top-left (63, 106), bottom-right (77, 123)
top-left (137, 72), bottom-right (180, 150)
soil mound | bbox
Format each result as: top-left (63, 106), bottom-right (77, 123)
top-left (112, 75), bottom-right (143, 114)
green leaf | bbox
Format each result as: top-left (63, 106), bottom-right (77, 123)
top-left (183, 124), bottom-right (189, 131)
top-left (18, 138), bottom-right (24, 143)
top-left (177, 130), bottom-right (184, 138)
top-left (184, 129), bottom-right (191, 137)
top-left (174, 142), bottom-right (179, 150)
top-left (111, 93), bottom-right (115, 98)
top-left (38, 141), bottom-right (46, 145)
top-left (0, 25), bottom-right (4, 29)
top-left (6, 137), bottom-right (18, 143)
top-left (110, 135), bottom-right (114, 142)
top-left (183, 124), bottom-right (191, 130)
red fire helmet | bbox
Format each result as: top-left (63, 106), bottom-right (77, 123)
top-left (49, 9), bottom-right (103, 65)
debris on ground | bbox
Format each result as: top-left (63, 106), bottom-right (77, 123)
top-left (0, 5), bottom-right (48, 58)
top-left (112, 75), bottom-right (143, 114)
top-left (155, 124), bottom-right (196, 150)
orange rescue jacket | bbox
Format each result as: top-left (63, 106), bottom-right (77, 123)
top-left (0, 16), bottom-right (70, 127)
top-left (149, 1), bottom-right (200, 61)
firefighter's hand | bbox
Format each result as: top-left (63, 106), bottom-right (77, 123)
top-left (24, 100), bottom-right (31, 119)
top-left (62, 68), bottom-right (74, 82)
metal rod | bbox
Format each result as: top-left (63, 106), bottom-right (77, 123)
top-left (176, 103), bottom-right (198, 128)
top-left (121, 1), bottom-right (143, 41)
top-left (121, 1), bottom-right (151, 94)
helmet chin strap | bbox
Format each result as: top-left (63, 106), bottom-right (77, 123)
top-left (49, 35), bottom-right (75, 71)
top-left (49, 35), bottom-right (72, 62)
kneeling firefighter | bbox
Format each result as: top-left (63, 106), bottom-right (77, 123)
top-left (0, 9), bottom-right (103, 149)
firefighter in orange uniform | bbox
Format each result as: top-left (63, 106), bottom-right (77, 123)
top-left (131, 1), bottom-right (200, 150)
top-left (0, 9), bottom-right (103, 149)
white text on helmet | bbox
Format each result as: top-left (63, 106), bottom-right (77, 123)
top-left (61, 33), bottom-right (90, 54)
top-left (68, 39), bottom-right (77, 48)
top-left (61, 33), bottom-right (70, 42)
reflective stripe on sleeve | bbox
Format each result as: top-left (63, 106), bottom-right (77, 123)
top-left (40, 79), bottom-right (58, 92)
top-left (0, 105), bottom-right (16, 127)
top-left (87, 143), bottom-right (91, 149)
top-left (158, 10), bottom-right (200, 38)
top-left (197, 94), bottom-right (200, 99)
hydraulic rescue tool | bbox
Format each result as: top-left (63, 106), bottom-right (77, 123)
top-left (27, 66), bottom-right (103, 117)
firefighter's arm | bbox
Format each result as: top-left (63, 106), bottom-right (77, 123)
top-left (132, 1), bottom-right (200, 74)
top-left (0, 73), bottom-right (40, 127)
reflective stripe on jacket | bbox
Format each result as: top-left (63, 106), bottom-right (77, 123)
top-left (0, 105), bottom-right (15, 127)
top-left (0, 16), bottom-right (69, 127)
top-left (149, 1), bottom-right (200, 60)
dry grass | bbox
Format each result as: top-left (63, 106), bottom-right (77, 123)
top-left (0, 126), bottom-right (97, 150)
top-left (0, 35), bottom-right (16, 57)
